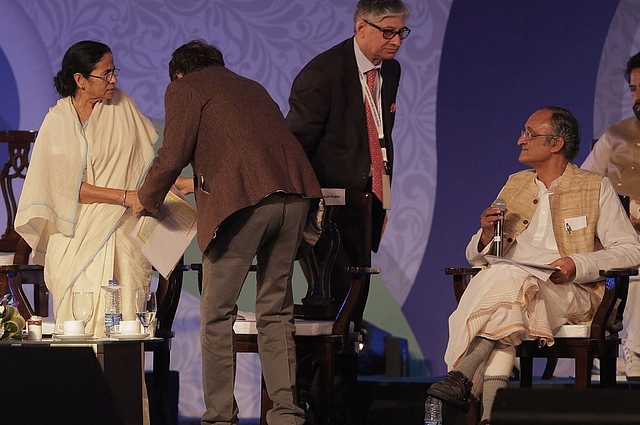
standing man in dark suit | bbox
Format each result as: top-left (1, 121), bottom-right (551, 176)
top-left (286, 0), bottom-right (410, 306)
top-left (133, 40), bottom-right (322, 425)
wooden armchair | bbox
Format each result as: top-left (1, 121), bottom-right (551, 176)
top-left (444, 266), bottom-right (637, 389)
top-left (0, 130), bottom-right (47, 318)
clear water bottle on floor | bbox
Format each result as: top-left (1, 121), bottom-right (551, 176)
top-left (424, 395), bottom-right (442, 425)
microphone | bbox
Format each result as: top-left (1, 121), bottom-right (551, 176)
top-left (492, 198), bottom-right (507, 257)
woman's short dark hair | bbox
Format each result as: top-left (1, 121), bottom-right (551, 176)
top-left (54, 40), bottom-right (111, 97)
top-left (168, 40), bottom-right (225, 81)
top-left (541, 106), bottom-right (580, 161)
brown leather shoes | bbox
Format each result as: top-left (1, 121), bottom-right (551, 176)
top-left (427, 370), bottom-right (473, 412)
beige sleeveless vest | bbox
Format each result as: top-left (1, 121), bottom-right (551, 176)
top-left (497, 163), bottom-right (604, 323)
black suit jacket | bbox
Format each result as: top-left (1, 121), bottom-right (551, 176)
top-left (286, 37), bottom-right (401, 251)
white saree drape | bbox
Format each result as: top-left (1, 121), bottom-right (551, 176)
top-left (15, 88), bottom-right (157, 336)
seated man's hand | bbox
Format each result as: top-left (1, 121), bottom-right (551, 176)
top-left (548, 257), bottom-right (576, 284)
top-left (478, 205), bottom-right (505, 251)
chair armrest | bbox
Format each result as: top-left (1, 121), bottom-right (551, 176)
top-left (445, 267), bottom-right (481, 303)
top-left (591, 268), bottom-right (639, 339)
top-left (599, 268), bottom-right (639, 279)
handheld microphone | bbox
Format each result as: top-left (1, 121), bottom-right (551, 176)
top-left (492, 198), bottom-right (507, 257)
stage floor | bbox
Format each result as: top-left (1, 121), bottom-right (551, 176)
top-left (178, 373), bottom-right (640, 425)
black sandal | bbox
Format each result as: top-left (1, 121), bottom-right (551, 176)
top-left (427, 370), bottom-right (473, 412)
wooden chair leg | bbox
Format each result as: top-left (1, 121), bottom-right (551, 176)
top-left (315, 340), bottom-right (335, 425)
top-left (519, 357), bottom-right (533, 387)
top-left (260, 377), bottom-right (270, 425)
top-left (599, 356), bottom-right (617, 388)
top-left (152, 342), bottom-right (174, 425)
top-left (573, 352), bottom-right (591, 389)
top-left (467, 397), bottom-right (481, 425)
top-left (33, 283), bottom-right (49, 317)
top-left (541, 355), bottom-right (558, 379)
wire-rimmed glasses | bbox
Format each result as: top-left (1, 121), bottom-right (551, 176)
top-left (520, 129), bottom-right (558, 140)
top-left (88, 67), bottom-right (120, 82)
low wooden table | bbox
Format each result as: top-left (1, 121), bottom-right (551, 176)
top-left (0, 336), bottom-right (161, 425)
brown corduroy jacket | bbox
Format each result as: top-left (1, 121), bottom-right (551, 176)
top-left (139, 66), bottom-right (323, 252)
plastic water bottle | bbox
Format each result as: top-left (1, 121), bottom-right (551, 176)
top-left (103, 279), bottom-right (122, 337)
top-left (424, 396), bottom-right (442, 425)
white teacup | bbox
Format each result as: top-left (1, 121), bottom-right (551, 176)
top-left (114, 320), bottom-right (141, 335)
top-left (57, 319), bottom-right (85, 335)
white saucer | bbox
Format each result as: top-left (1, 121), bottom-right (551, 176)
top-left (53, 333), bottom-right (94, 340)
top-left (112, 333), bottom-right (149, 340)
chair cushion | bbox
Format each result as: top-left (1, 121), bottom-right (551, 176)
top-left (0, 252), bottom-right (14, 266)
top-left (233, 312), bottom-right (334, 336)
top-left (553, 324), bottom-right (590, 338)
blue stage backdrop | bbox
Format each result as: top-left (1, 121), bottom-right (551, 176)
top-left (405, 0), bottom-right (621, 375)
top-left (0, 49), bottom-right (18, 129)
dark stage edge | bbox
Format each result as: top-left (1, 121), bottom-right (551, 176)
top-left (178, 375), bottom-right (640, 425)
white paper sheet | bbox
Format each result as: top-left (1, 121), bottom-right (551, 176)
top-left (132, 186), bottom-right (197, 278)
top-left (485, 255), bottom-right (560, 281)
top-left (321, 188), bottom-right (346, 206)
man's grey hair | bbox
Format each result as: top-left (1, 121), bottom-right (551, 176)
top-left (354, 0), bottom-right (410, 24)
top-left (540, 106), bottom-right (581, 161)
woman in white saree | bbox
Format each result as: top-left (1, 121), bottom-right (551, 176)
top-left (15, 40), bottom-right (157, 338)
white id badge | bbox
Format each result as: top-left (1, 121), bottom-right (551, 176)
top-left (382, 174), bottom-right (391, 210)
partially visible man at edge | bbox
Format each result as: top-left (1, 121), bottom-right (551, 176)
top-left (582, 50), bottom-right (640, 380)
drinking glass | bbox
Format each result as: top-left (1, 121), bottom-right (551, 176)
top-left (72, 291), bottom-right (94, 331)
top-left (135, 291), bottom-right (157, 335)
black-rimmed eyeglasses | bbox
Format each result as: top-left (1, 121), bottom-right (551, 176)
top-left (520, 129), bottom-right (558, 140)
top-left (88, 68), bottom-right (120, 82)
top-left (364, 20), bottom-right (411, 40)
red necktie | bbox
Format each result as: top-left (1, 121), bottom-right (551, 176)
top-left (365, 69), bottom-right (384, 202)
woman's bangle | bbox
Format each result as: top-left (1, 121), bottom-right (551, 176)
top-left (122, 190), bottom-right (128, 206)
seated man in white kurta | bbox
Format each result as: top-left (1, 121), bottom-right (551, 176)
top-left (427, 106), bottom-right (640, 425)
